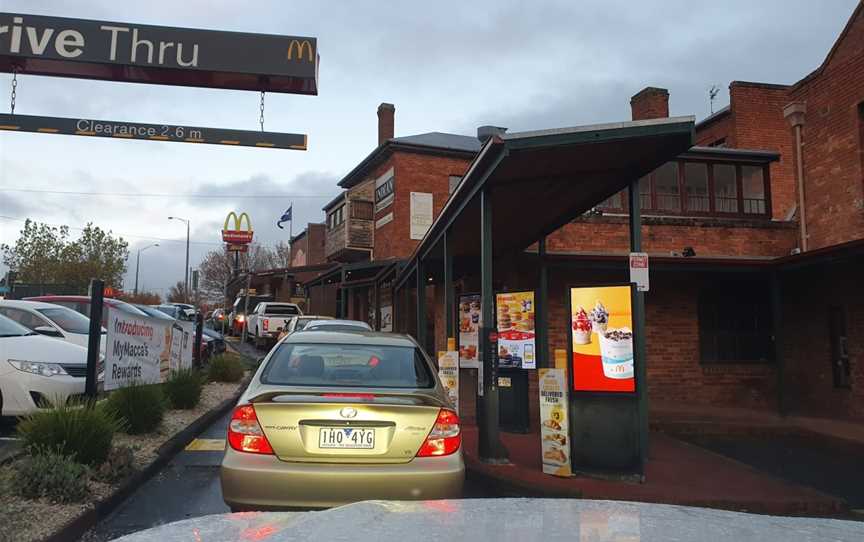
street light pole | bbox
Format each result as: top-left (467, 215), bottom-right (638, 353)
top-left (168, 216), bottom-right (191, 303)
top-left (134, 243), bottom-right (159, 295)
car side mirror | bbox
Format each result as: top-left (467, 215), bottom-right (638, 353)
top-left (34, 325), bottom-right (63, 338)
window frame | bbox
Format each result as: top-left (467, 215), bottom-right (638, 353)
top-left (327, 204), bottom-right (346, 230)
top-left (698, 282), bottom-right (775, 365)
top-left (597, 159), bottom-right (772, 219)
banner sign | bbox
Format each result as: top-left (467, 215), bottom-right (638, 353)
top-left (105, 307), bottom-right (193, 391)
top-left (457, 294), bottom-right (481, 368)
top-left (0, 113), bottom-right (307, 150)
top-left (438, 351), bottom-right (459, 413)
top-left (570, 285), bottom-right (635, 393)
top-left (495, 291), bottom-right (536, 369)
top-left (539, 368), bottom-right (571, 476)
top-left (0, 13), bottom-right (319, 94)
top-left (374, 167), bottom-right (395, 213)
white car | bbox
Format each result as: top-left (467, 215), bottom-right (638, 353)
top-left (304, 319), bottom-right (372, 332)
top-left (0, 299), bottom-right (106, 358)
top-left (247, 302), bottom-right (303, 348)
top-left (0, 314), bottom-right (89, 416)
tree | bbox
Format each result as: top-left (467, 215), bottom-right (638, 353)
top-left (197, 244), bottom-right (277, 303)
top-left (272, 241), bottom-right (291, 268)
top-left (1, 220), bottom-right (129, 291)
top-left (118, 291), bottom-right (161, 305)
top-left (167, 281), bottom-right (186, 303)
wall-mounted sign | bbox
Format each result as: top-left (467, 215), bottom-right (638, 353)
top-left (570, 285), bottom-right (635, 393)
top-left (539, 368), bottom-right (571, 476)
top-left (409, 192), bottom-right (433, 240)
top-left (0, 113), bottom-right (307, 150)
top-left (374, 167), bottom-right (395, 213)
top-left (457, 294), bottom-right (481, 369)
top-left (375, 212), bottom-right (394, 229)
top-left (495, 291), bottom-right (536, 369)
top-left (222, 212), bottom-right (254, 245)
top-left (0, 13), bottom-right (318, 94)
top-left (629, 252), bottom-right (649, 292)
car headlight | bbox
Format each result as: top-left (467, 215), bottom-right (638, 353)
top-left (8, 360), bottom-right (69, 377)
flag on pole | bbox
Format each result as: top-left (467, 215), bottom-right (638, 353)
top-left (277, 205), bottom-right (292, 229)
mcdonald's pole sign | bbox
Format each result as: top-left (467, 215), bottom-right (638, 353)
top-left (223, 212), bottom-right (253, 252)
top-left (0, 13), bottom-right (318, 94)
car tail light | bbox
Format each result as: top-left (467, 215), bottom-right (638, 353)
top-left (227, 405), bottom-right (274, 455)
top-left (263, 320), bottom-right (269, 331)
top-left (416, 408), bottom-right (461, 457)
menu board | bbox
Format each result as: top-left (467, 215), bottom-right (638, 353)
top-left (495, 291), bottom-right (536, 369)
top-left (570, 285), bottom-right (635, 393)
top-left (539, 368), bottom-right (571, 476)
top-left (438, 351), bottom-right (459, 413)
top-left (457, 294), bottom-right (481, 368)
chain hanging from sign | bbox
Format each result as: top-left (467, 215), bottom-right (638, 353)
top-left (259, 91), bottom-right (265, 132)
top-left (10, 65), bottom-right (17, 115)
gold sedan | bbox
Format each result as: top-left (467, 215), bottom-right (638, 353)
top-left (220, 330), bottom-right (464, 510)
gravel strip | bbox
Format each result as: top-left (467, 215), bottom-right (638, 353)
top-left (0, 378), bottom-right (245, 542)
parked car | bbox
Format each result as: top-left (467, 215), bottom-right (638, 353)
top-left (277, 315), bottom-right (334, 341)
top-left (0, 313), bottom-right (89, 416)
top-left (247, 302), bottom-right (303, 348)
top-left (152, 304), bottom-right (195, 321)
top-left (135, 304), bottom-right (211, 364)
top-left (0, 299), bottom-right (106, 357)
top-left (24, 295), bottom-right (149, 327)
top-left (304, 319), bottom-right (372, 332)
top-left (220, 330), bottom-right (463, 509)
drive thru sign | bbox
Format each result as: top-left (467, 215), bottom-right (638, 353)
top-left (629, 252), bottom-right (649, 292)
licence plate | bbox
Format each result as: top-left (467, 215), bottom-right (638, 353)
top-left (318, 427), bottom-right (375, 449)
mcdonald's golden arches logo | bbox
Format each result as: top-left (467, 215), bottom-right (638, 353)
top-left (222, 212), bottom-right (254, 246)
top-left (286, 39), bottom-right (314, 62)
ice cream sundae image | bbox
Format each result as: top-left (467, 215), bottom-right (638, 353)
top-left (598, 327), bottom-right (634, 379)
top-left (590, 301), bottom-right (609, 334)
top-left (572, 306), bottom-right (592, 345)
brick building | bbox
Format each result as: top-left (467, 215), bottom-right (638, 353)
top-left (302, 2), bottom-right (864, 450)
top-left (288, 223), bottom-right (326, 268)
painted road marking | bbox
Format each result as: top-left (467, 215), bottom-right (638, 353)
top-left (185, 438), bottom-right (226, 452)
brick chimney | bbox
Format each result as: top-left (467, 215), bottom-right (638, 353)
top-left (377, 103), bottom-right (395, 145)
top-left (630, 87), bottom-right (669, 120)
top-left (477, 125), bottom-right (507, 142)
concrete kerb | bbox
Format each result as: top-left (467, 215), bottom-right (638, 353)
top-left (42, 372), bottom-right (252, 542)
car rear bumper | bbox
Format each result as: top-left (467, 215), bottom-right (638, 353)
top-left (221, 446), bottom-right (464, 509)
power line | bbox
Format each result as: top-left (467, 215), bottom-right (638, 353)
top-left (1, 188), bottom-right (333, 199)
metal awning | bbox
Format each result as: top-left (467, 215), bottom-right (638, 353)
top-left (408, 116), bottom-right (695, 268)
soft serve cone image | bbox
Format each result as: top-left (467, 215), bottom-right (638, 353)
top-left (590, 300), bottom-right (609, 334)
top-left (572, 306), bottom-right (592, 345)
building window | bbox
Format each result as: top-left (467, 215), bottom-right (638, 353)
top-left (351, 200), bottom-right (373, 220)
top-left (709, 137), bottom-right (727, 148)
top-left (448, 175), bottom-right (462, 194)
top-left (655, 162), bottom-right (680, 212)
top-left (742, 165), bottom-right (766, 214)
top-left (328, 205), bottom-right (345, 229)
top-left (713, 164), bottom-right (738, 213)
top-left (684, 162), bottom-right (710, 212)
top-left (698, 282), bottom-right (773, 364)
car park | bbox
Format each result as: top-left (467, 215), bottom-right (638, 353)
top-left (247, 302), bottom-right (303, 348)
top-left (220, 330), bottom-right (463, 509)
top-left (303, 319), bottom-right (372, 332)
top-left (0, 313), bottom-right (89, 416)
top-left (0, 299), bottom-right (106, 356)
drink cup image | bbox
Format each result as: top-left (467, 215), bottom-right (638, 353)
top-left (598, 327), bottom-right (634, 379)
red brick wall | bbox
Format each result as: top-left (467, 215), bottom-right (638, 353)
top-left (630, 87), bottom-right (669, 121)
top-left (695, 111), bottom-right (733, 147)
top-left (306, 224), bottom-right (327, 265)
top-left (547, 216), bottom-right (798, 258)
top-left (728, 82), bottom-right (798, 221)
top-left (781, 262), bottom-right (864, 420)
top-left (788, 7), bottom-right (864, 250)
top-left (373, 151), bottom-right (472, 260)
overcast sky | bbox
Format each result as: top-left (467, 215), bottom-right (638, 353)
top-left (0, 0), bottom-right (858, 295)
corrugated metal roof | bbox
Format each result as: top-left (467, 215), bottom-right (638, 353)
top-left (390, 132), bottom-right (482, 152)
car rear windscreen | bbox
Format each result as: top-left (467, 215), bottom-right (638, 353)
top-left (261, 343), bottom-right (433, 389)
top-left (264, 305), bottom-right (300, 316)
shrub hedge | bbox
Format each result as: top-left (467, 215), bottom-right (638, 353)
top-left (17, 402), bottom-right (120, 466)
top-left (104, 382), bottom-right (166, 435)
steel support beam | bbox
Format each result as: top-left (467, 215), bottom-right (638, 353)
top-left (537, 237), bottom-right (549, 368)
top-left (444, 230), bottom-right (455, 341)
top-left (628, 181), bottom-right (648, 473)
top-left (479, 188), bottom-right (507, 462)
top-left (771, 271), bottom-right (785, 416)
top-left (416, 259), bottom-right (427, 350)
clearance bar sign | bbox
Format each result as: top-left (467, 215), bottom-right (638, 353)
top-left (0, 13), bottom-right (318, 94)
top-left (0, 113), bottom-right (307, 150)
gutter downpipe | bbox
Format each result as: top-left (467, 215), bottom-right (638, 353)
top-left (784, 102), bottom-right (807, 252)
